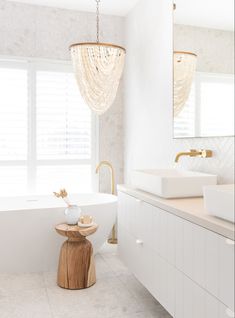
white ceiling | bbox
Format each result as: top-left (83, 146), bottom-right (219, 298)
top-left (7, 0), bottom-right (140, 16)
top-left (174, 0), bottom-right (234, 31)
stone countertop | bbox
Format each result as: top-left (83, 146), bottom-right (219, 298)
top-left (117, 185), bottom-right (235, 241)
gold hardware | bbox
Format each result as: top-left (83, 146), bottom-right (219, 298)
top-left (69, 42), bottom-right (126, 53)
top-left (95, 161), bottom-right (117, 244)
top-left (175, 149), bottom-right (213, 163)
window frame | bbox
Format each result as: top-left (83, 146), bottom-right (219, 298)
top-left (195, 72), bottom-right (234, 137)
top-left (174, 71), bottom-right (234, 138)
top-left (0, 56), bottom-right (99, 194)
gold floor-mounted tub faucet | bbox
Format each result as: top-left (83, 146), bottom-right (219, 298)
top-left (175, 149), bottom-right (213, 163)
top-left (95, 161), bottom-right (117, 244)
top-left (95, 161), bottom-right (115, 195)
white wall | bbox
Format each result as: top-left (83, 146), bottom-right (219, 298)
top-left (124, 0), bottom-right (174, 180)
top-left (124, 0), bottom-right (234, 184)
top-left (0, 0), bottom-right (125, 192)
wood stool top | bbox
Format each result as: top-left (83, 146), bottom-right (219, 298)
top-left (55, 223), bottom-right (98, 239)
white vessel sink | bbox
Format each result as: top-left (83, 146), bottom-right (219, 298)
top-left (132, 169), bottom-right (217, 199)
top-left (204, 184), bottom-right (235, 223)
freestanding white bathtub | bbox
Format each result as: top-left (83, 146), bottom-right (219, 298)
top-left (0, 193), bottom-right (117, 273)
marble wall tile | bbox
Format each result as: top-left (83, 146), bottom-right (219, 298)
top-left (0, 1), bottom-right (37, 57)
top-left (174, 24), bottom-right (234, 74)
top-left (173, 136), bottom-right (235, 184)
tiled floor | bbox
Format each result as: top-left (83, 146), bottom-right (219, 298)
top-left (0, 244), bottom-right (172, 318)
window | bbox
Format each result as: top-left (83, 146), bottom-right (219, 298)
top-left (0, 59), bottom-right (97, 196)
top-left (199, 73), bottom-right (234, 136)
top-left (174, 72), bottom-right (234, 138)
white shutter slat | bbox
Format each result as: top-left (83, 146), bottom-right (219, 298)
top-left (36, 71), bottom-right (92, 160)
top-left (0, 68), bottom-right (28, 160)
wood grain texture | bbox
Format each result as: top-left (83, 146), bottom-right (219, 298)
top-left (55, 223), bottom-right (98, 238)
top-left (55, 223), bottom-right (97, 290)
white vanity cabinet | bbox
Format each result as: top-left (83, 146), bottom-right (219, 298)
top-left (118, 191), bottom-right (235, 318)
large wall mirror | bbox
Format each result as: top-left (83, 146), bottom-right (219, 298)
top-left (173, 0), bottom-right (234, 138)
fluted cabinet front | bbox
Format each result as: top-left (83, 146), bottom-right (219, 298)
top-left (118, 191), bottom-right (235, 318)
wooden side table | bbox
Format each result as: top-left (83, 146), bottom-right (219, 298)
top-left (55, 223), bottom-right (98, 290)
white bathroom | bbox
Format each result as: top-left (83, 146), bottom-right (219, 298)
top-left (0, 0), bottom-right (234, 317)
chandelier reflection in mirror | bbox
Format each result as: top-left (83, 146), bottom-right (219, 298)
top-left (174, 51), bottom-right (197, 117)
top-left (70, 0), bottom-right (126, 115)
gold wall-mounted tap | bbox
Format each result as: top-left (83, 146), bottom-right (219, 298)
top-left (95, 161), bottom-right (117, 244)
top-left (175, 149), bottom-right (213, 163)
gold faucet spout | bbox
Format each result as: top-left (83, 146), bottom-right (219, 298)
top-left (175, 150), bottom-right (200, 163)
top-left (95, 161), bottom-right (115, 195)
top-left (175, 152), bottom-right (190, 163)
top-left (175, 149), bottom-right (213, 163)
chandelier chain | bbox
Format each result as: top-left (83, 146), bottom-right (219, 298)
top-left (96, 0), bottom-right (100, 43)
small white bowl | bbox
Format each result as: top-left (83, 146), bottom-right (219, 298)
top-left (78, 222), bottom-right (94, 228)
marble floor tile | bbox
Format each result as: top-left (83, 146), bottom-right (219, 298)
top-left (0, 296), bottom-right (12, 318)
top-left (43, 271), bottom-right (57, 288)
top-left (47, 275), bottom-right (144, 318)
top-left (5, 289), bottom-right (52, 318)
top-left (0, 244), bottom-right (172, 318)
top-left (101, 251), bottom-right (132, 276)
top-left (99, 242), bottom-right (118, 254)
top-left (0, 272), bottom-right (45, 297)
top-left (95, 253), bottom-right (117, 279)
top-left (112, 311), bottom-right (169, 318)
top-left (148, 306), bottom-right (173, 318)
top-left (118, 274), bottom-right (162, 311)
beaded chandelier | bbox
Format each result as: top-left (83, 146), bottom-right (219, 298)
top-left (70, 0), bottom-right (126, 115)
top-left (174, 51), bottom-right (197, 117)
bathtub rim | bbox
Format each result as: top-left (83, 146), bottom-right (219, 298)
top-left (0, 192), bottom-right (117, 213)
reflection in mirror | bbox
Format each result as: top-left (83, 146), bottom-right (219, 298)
top-left (173, 0), bottom-right (234, 138)
top-left (174, 51), bottom-right (197, 117)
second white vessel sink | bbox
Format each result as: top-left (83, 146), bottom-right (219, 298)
top-left (132, 169), bottom-right (217, 199)
top-left (204, 184), bottom-right (235, 223)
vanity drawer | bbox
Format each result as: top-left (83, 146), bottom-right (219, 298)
top-left (118, 224), bottom-right (153, 291)
top-left (118, 192), bottom-right (154, 247)
top-left (218, 237), bottom-right (235, 311)
top-left (205, 231), bottom-right (234, 311)
top-left (134, 200), bottom-right (154, 248)
top-left (174, 216), bottom-right (235, 311)
top-left (118, 191), bottom-right (136, 232)
top-left (118, 225), bottom-right (136, 273)
top-left (175, 269), bottom-right (234, 318)
top-left (152, 205), bottom-right (177, 264)
top-left (119, 192), bottom-right (177, 263)
top-left (151, 251), bottom-right (176, 317)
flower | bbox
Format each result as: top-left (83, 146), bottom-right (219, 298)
top-left (53, 189), bottom-right (71, 207)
